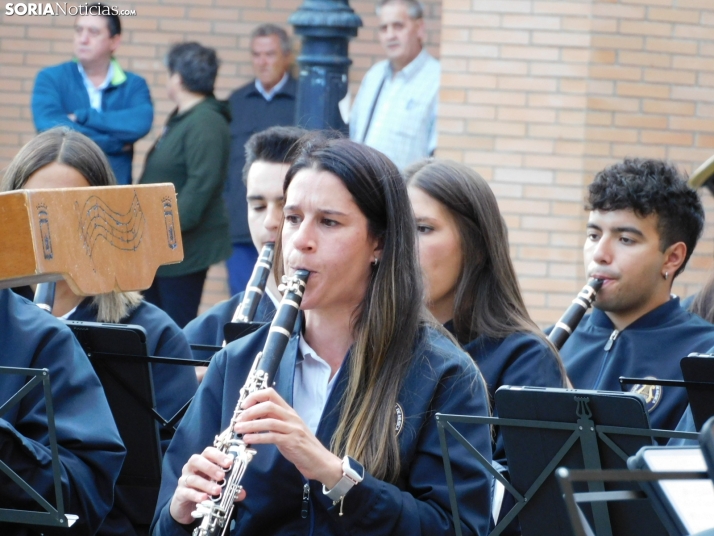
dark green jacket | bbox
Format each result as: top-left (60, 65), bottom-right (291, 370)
top-left (140, 97), bottom-right (231, 277)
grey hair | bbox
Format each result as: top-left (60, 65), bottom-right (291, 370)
top-left (376, 0), bottom-right (424, 19)
top-left (250, 23), bottom-right (292, 55)
top-left (2, 127), bottom-right (143, 322)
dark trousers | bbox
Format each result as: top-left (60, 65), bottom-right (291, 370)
top-left (143, 269), bottom-right (208, 328)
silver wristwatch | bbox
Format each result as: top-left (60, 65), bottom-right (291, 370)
top-left (323, 456), bottom-right (364, 502)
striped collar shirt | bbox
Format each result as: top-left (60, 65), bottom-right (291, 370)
top-left (349, 49), bottom-right (440, 170)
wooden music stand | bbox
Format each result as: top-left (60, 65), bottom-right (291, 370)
top-left (0, 184), bottom-right (184, 529)
top-left (0, 184), bottom-right (183, 292)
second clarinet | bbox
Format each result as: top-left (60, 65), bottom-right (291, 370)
top-left (548, 278), bottom-right (603, 350)
top-left (231, 242), bottom-right (275, 324)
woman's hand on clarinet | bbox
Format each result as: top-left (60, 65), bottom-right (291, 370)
top-left (169, 447), bottom-right (247, 525)
top-left (234, 388), bottom-right (343, 489)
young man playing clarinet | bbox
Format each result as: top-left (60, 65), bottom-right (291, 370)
top-left (557, 158), bottom-right (714, 434)
top-left (184, 126), bottom-right (305, 350)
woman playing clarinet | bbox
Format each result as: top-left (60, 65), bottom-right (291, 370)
top-left (405, 159), bottom-right (567, 463)
top-left (152, 137), bottom-right (493, 535)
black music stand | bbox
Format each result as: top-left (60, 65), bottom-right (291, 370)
top-left (65, 321), bottom-right (210, 526)
top-left (436, 387), bottom-right (699, 536)
top-left (702, 417), bottom-right (714, 480)
top-left (681, 356), bottom-right (714, 430)
top-left (628, 447), bottom-right (714, 535)
top-left (0, 366), bottom-right (78, 529)
top-left (223, 321), bottom-right (265, 344)
top-left (556, 467), bottom-right (714, 536)
top-left (188, 321), bottom-right (266, 357)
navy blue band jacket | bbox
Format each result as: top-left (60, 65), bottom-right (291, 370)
top-left (183, 291), bottom-right (277, 349)
top-left (152, 322), bottom-right (494, 536)
top-left (0, 289), bottom-right (125, 535)
top-left (559, 297), bottom-right (714, 432)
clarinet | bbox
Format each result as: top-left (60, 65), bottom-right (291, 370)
top-left (548, 278), bottom-right (603, 350)
top-left (191, 269), bottom-right (309, 536)
top-left (231, 243), bottom-right (275, 324)
top-left (33, 282), bottom-right (56, 313)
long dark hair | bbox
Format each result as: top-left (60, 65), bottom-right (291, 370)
top-left (406, 160), bottom-right (564, 371)
top-left (275, 136), bottom-right (426, 482)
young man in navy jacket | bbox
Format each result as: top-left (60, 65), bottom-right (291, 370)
top-left (184, 126), bottom-right (305, 379)
top-left (31, 4), bottom-right (153, 185)
top-left (558, 158), bottom-right (714, 433)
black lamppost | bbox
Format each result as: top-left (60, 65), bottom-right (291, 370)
top-left (289, 0), bottom-right (362, 132)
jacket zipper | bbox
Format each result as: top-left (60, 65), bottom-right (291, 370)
top-left (301, 482), bottom-right (310, 519)
top-left (603, 329), bottom-right (619, 351)
top-left (592, 329), bottom-right (620, 389)
top-left (301, 478), bottom-right (315, 536)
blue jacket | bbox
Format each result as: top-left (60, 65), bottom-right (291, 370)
top-left (183, 291), bottom-right (277, 349)
top-left (0, 289), bottom-right (125, 536)
top-left (69, 298), bottom-right (198, 536)
top-left (152, 323), bottom-right (493, 536)
top-left (559, 297), bottom-right (714, 433)
top-left (461, 330), bottom-right (565, 462)
top-left (31, 60), bottom-right (153, 185)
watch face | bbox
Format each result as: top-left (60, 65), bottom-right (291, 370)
top-left (346, 456), bottom-right (364, 480)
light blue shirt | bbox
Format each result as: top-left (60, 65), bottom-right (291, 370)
top-left (77, 61), bottom-right (114, 111)
top-left (254, 73), bottom-right (289, 102)
top-left (350, 49), bottom-right (440, 170)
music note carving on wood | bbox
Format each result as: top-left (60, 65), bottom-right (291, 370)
top-left (76, 192), bottom-right (146, 257)
top-left (0, 185), bottom-right (184, 293)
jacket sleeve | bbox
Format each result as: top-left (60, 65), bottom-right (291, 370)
top-left (175, 114), bottom-right (230, 233)
top-left (31, 69), bottom-right (126, 154)
top-left (73, 76), bottom-right (154, 143)
top-left (151, 349), bottom-right (229, 536)
top-left (0, 326), bottom-right (126, 535)
top-left (314, 356), bottom-right (493, 536)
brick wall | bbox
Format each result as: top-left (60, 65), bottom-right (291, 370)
top-left (2, 0), bottom-right (714, 322)
top-left (0, 0), bottom-right (442, 176)
top-left (0, 0), bottom-right (440, 309)
top-left (439, 0), bottom-right (714, 324)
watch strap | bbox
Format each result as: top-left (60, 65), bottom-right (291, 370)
top-left (323, 456), bottom-right (363, 502)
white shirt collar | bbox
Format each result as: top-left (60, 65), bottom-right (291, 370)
top-left (77, 61), bottom-right (114, 90)
top-left (388, 48), bottom-right (428, 81)
top-left (77, 61), bottom-right (114, 111)
top-left (254, 73), bottom-right (289, 102)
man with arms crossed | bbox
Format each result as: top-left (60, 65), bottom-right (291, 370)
top-left (558, 159), bottom-right (714, 433)
top-left (31, 4), bottom-right (152, 185)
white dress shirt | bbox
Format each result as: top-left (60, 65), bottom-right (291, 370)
top-left (77, 61), bottom-right (114, 111)
top-left (349, 49), bottom-right (440, 170)
top-left (293, 335), bottom-right (340, 434)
